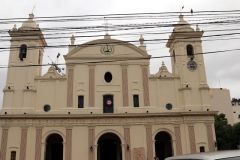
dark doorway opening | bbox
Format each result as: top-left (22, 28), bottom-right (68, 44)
top-left (103, 95), bottom-right (114, 113)
top-left (155, 131), bottom-right (172, 160)
top-left (97, 133), bottom-right (122, 160)
top-left (45, 134), bottom-right (63, 160)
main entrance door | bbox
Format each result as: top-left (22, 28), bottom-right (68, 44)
top-left (103, 95), bottom-right (114, 113)
top-left (45, 134), bottom-right (63, 160)
top-left (97, 133), bottom-right (122, 160)
top-left (155, 131), bottom-right (173, 160)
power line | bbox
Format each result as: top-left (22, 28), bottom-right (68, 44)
top-left (0, 10), bottom-right (239, 21)
top-left (0, 48), bottom-right (239, 69)
top-left (0, 31), bottom-right (240, 49)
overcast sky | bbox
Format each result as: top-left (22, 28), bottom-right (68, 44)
top-left (0, 0), bottom-right (239, 108)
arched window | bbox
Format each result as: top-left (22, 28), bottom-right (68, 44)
top-left (10, 151), bottom-right (16, 160)
top-left (19, 44), bottom-right (27, 60)
top-left (186, 44), bottom-right (194, 57)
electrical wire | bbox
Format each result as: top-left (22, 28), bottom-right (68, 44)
top-left (0, 48), bottom-right (239, 69)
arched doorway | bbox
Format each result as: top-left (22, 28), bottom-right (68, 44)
top-left (97, 133), bottom-right (122, 160)
top-left (155, 131), bottom-right (173, 160)
top-left (45, 134), bottom-right (63, 160)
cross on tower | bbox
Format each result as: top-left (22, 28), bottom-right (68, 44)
top-left (179, 5), bottom-right (184, 14)
top-left (102, 17), bottom-right (111, 35)
top-left (31, 5), bottom-right (35, 14)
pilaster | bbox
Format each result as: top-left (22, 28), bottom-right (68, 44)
top-left (173, 124), bottom-right (182, 155)
top-left (88, 126), bottom-right (95, 160)
top-left (121, 63), bottom-right (129, 107)
top-left (67, 65), bottom-right (74, 107)
top-left (123, 125), bottom-right (131, 160)
top-left (65, 126), bottom-right (73, 160)
top-left (0, 126), bottom-right (9, 160)
top-left (205, 122), bottom-right (215, 151)
top-left (145, 125), bottom-right (153, 160)
top-left (19, 126), bottom-right (29, 160)
top-left (141, 65), bottom-right (150, 106)
top-left (35, 127), bottom-right (43, 160)
top-left (187, 123), bottom-right (196, 153)
top-left (88, 65), bottom-right (95, 107)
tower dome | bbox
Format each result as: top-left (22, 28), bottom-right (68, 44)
top-left (174, 14), bottom-right (194, 32)
top-left (18, 13), bottom-right (39, 30)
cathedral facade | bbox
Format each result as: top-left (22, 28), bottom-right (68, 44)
top-left (0, 13), bottom-right (216, 160)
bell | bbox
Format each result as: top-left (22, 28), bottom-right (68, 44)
top-left (21, 49), bottom-right (25, 54)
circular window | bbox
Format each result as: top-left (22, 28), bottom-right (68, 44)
top-left (104, 72), bottom-right (112, 83)
top-left (44, 105), bottom-right (51, 112)
top-left (187, 61), bottom-right (197, 71)
top-left (166, 103), bottom-right (172, 110)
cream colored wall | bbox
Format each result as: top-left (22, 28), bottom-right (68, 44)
top-left (194, 123), bottom-right (209, 152)
top-left (0, 15), bottom-right (217, 160)
top-left (5, 127), bottom-right (21, 160)
top-left (25, 127), bottom-right (36, 160)
top-left (130, 125), bottom-right (146, 149)
top-left (0, 117), bottom-right (216, 160)
top-left (1, 35), bottom-right (212, 116)
top-left (210, 88), bottom-right (234, 125)
top-left (232, 104), bottom-right (240, 124)
top-left (180, 123), bottom-right (188, 154)
top-left (149, 79), bottom-right (180, 111)
top-left (2, 35), bottom-right (44, 113)
top-left (72, 126), bottom-right (88, 159)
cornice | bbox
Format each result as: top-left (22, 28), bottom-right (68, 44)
top-left (178, 87), bottom-right (192, 91)
top-left (149, 76), bottom-right (180, 80)
top-left (64, 56), bottom-right (151, 60)
top-left (65, 38), bottom-right (150, 58)
top-left (0, 113), bottom-right (217, 127)
top-left (8, 29), bottom-right (47, 47)
top-left (35, 77), bottom-right (66, 81)
top-left (0, 111), bottom-right (217, 119)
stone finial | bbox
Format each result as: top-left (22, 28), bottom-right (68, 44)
top-left (196, 24), bottom-right (200, 31)
top-left (174, 14), bottom-right (194, 32)
top-left (19, 13), bottom-right (38, 30)
top-left (70, 35), bottom-right (75, 45)
top-left (104, 33), bottom-right (111, 39)
top-left (139, 35), bottom-right (144, 46)
top-left (12, 24), bottom-right (17, 31)
top-left (160, 61), bottom-right (167, 71)
top-left (29, 13), bottom-right (34, 19)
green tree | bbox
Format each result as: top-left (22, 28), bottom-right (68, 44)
top-left (232, 122), bottom-right (240, 149)
top-left (214, 113), bottom-right (234, 150)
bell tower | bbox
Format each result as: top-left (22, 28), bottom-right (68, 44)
top-left (166, 14), bottom-right (211, 111)
top-left (2, 14), bottom-right (47, 113)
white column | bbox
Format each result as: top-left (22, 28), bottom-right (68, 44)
top-left (121, 144), bottom-right (126, 160)
top-left (63, 142), bottom-right (66, 160)
top-left (94, 144), bottom-right (98, 160)
top-left (41, 142), bottom-right (46, 160)
top-left (171, 140), bottom-right (177, 156)
top-left (152, 140), bottom-right (156, 157)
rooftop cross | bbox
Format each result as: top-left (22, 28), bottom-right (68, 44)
top-left (102, 17), bottom-right (111, 35)
top-left (31, 5), bottom-right (35, 14)
top-left (179, 5), bottom-right (184, 14)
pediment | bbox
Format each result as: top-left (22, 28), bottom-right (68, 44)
top-left (37, 66), bottom-right (62, 79)
top-left (152, 62), bottom-right (175, 78)
top-left (64, 38), bottom-right (150, 60)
